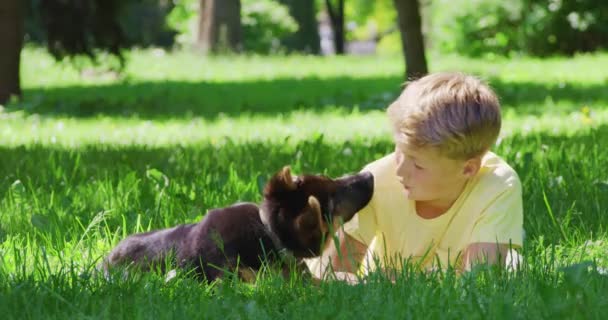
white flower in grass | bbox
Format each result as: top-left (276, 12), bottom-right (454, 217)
top-left (548, 175), bottom-right (564, 188)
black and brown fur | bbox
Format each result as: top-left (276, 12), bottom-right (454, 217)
top-left (102, 166), bottom-right (373, 282)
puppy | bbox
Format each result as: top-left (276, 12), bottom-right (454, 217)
top-left (103, 166), bottom-right (374, 282)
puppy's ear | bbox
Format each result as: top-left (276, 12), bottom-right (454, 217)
top-left (264, 166), bottom-right (297, 197)
top-left (295, 196), bottom-right (327, 233)
top-left (279, 166), bottom-right (297, 190)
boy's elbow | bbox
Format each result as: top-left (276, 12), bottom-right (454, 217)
top-left (462, 242), bottom-right (521, 272)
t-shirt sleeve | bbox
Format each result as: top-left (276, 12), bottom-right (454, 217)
top-left (468, 178), bottom-right (524, 248)
top-left (342, 200), bottom-right (378, 246)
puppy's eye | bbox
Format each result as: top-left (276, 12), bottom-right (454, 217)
top-left (328, 199), bottom-right (334, 215)
top-left (322, 199), bottom-right (334, 221)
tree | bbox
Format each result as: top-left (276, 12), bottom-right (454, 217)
top-left (278, 0), bottom-right (320, 54)
top-left (40, 0), bottom-right (126, 64)
top-left (0, 1), bottom-right (180, 104)
top-left (0, 0), bottom-right (24, 104)
top-left (197, 0), bottom-right (242, 53)
top-left (325, 0), bottom-right (345, 55)
top-left (393, 0), bottom-right (428, 79)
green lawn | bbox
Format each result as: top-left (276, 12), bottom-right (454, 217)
top-left (1, 48), bottom-right (607, 319)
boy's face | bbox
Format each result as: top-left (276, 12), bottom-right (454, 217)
top-left (394, 143), bottom-right (476, 204)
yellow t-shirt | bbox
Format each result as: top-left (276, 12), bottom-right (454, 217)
top-left (307, 151), bottom-right (523, 275)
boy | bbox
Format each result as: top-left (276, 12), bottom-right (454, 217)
top-left (308, 72), bottom-right (523, 279)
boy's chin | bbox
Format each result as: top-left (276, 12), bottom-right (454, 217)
top-left (403, 186), bottom-right (428, 201)
top-left (405, 190), bottom-right (429, 202)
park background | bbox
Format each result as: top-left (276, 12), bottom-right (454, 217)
top-left (1, 1), bottom-right (608, 318)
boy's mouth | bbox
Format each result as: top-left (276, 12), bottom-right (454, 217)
top-left (397, 179), bottom-right (410, 190)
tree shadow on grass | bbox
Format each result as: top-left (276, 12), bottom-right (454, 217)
top-left (490, 78), bottom-right (608, 115)
top-left (8, 76), bottom-right (608, 120)
top-left (16, 76), bottom-right (402, 120)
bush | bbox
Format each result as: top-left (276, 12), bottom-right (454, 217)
top-left (119, 0), bottom-right (177, 48)
top-left (25, 0), bottom-right (178, 48)
top-left (166, 0), bottom-right (199, 47)
top-left (241, 0), bottom-right (298, 54)
top-left (521, 0), bottom-right (608, 56)
top-left (430, 0), bottom-right (608, 57)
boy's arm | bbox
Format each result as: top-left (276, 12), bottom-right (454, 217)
top-left (325, 229), bottom-right (368, 273)
top-left (462, 242), bottom-right (511, 271)
top-left (464, 172), bottom-right (523, 271)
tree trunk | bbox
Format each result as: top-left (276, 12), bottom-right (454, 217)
top-left (0, 0), bottom-right (23, 104)
top-left (325, 0), bottom-right (345, 55)
top-left (278, 0), bottom-right (320, 54)
top-left (197, 0), bottom-right (242, 54)
top-left (393, 0), bottom-right (428, 80)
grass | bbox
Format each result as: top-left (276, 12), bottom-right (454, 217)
top-left (1, 47), bottom-right (607, 319)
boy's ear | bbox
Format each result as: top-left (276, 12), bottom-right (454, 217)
top-left (295, 196), bottom-right (327, 233)
top-left (462, 156), bottom-right (482, 178)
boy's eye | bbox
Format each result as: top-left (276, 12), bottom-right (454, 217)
top-left (414, 163), bottom-right (424, 170)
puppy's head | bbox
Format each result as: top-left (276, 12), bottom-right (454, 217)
top-left (260, 166), bottom-right (374, 258)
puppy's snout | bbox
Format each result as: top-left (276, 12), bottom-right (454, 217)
top-left (333, 171), bottom-right (374, 222)
top-left (358, 171), bottom-right (374, 196)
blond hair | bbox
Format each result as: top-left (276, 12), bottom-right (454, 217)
top-left (387, 72), bottom-right (501, 160)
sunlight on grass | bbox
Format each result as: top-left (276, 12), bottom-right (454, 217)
top-left (1, 107), bottom-right (607, 147)
top-left (21, 48), bottom-right (608, 87)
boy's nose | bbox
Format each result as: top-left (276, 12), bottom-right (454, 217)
top-left (396, 167), bottom-right (410, 183)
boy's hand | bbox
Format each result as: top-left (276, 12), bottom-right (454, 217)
top-left (328, 271), bottom-right (363, 285)
top-left (308, 229), bottom-right (367, 281)
top-left (323, 229), bottom-right (368, 273)
top-left (462, 242), bottom-right (517, 271)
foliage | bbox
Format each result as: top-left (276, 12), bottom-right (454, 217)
top-left (521, 0), bottom-right (608, 56)
top-left (242, 0), bottom-right (298, 54)
top-left (118, 0), bottom-right (177, 48)
top-left (345, 0), bottom-right (396, 41)
top-left (37, 0), bottom-right (128, 65)
top-left (430, 0), bottom-right (608, 57)
top-left (167, 0), bottom-right (299, 53)
top-left (25, 0), bottom-right (177, 58)
top-left (166, 0), bottom-right (199, 47)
